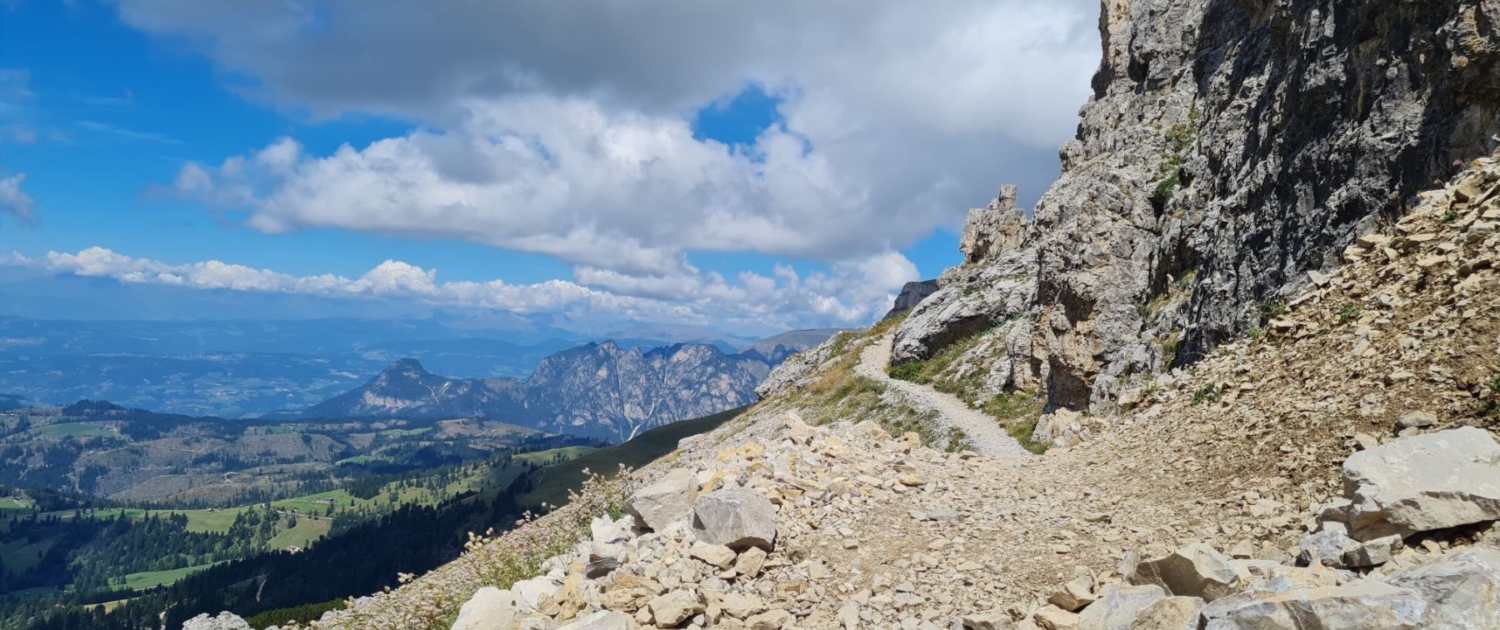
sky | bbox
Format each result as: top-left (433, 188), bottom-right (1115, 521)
top-left (0, 0), bottom-right (1100, 337)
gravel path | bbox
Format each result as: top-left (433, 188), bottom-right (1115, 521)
top-left (855, 336), bottom-right (1032, 461)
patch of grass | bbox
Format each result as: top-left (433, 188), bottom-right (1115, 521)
top-left (0, 496), bottom-right (34, 514)
top-left (1006, 418), bottom-right (1049, 455)
top-left (1442, 209), bottom-right (1462, 222)
top-left (1339, 303), bottom-right (1360, 325)
top-left (1192, 383), bottom-right (1225, 406)
top-left (888, 333), bottom-right (985, 388)
top-left (0, 537), bottom-right (55, 574)
top-left (1157, 331), bottom-right (1183, 365)
top-left (1256, 301), bottom-right (1287, 326)
top-left (1151, 105), bottom-right (1200, 209)
top-left (888, 362), bottom-right (925, 382)
top-left (28, 423), bottom-right (118, 439)
top-left (1482, 365), bottom-right (1500, 417)
top-left (1247, 327), bottom-right (1265, 342)
top-left (982, 390), bottom-right (1048, 454)
top-left (1152, 172), bottom-right (1183, 207)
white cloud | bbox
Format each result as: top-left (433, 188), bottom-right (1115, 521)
top-left (84, 1), bottom-right (1100, 330)
top-left (9, 246), bottom-right (916, 333)
top-left (0, 172), bottom-right (37, 226)
top-left (123, 1), bottom-right (1096, 274)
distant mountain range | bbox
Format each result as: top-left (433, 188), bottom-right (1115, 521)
top-left (302, 330), bottom-right (841, 442)
top-left (0, 316), bottom-right (791, 418)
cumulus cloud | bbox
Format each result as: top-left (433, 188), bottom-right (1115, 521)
top-left (127, 1), bottom-right (1097, 274)
top-left (9, 246), bottom-right (917, 333)
top-left (94, 1), bottom-right (1100, 329)
top-left (0, 173), bottom-right (37, 226)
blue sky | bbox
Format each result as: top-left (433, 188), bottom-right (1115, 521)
top-left (0, 0), bottom-right (1097, 336)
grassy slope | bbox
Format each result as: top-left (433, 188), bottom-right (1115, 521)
top-left (517, 407), bottom-right (748, 509)
top-left (115, 561), bottom-right (225, 591)
top-left (0, 537), bottom-right (54, 574)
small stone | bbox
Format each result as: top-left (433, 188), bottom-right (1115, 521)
top-left (746, 609), bottom-right (791, 630)
top-left (1032, 605), bottom-right (1080, 630)
top-left (735, 547), bottom-right (768, 578)
top-left (689, 543), bottom-right (737, 569)
top-left (648, 590), bottom-right (704, 628)
top-left (1342, 534), bottom-right (1403, 568)
top-left (1048, 575), bottom-right (1095, 612)
top-left (1396, 410), bottom-right (1436, 429)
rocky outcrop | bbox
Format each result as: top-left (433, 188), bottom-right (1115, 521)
top-left (882, 280), bottom-right (940, 321)
top-left (895, 0), bottom-right (1500, 413)
top-left (753, 332), bottom-right (850, 399)
top-left (181, 613), bottom-right (251, 630)
top-left (959, 185), bottom-right (1029, 266)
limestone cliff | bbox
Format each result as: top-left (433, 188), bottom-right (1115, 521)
top-left (896, 0), bottom-right (1500, 412)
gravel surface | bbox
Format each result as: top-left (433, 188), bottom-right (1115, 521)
top-left (856, 336), bottom-right (1032, 461)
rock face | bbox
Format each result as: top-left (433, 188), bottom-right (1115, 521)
top-left (305, 341), bottom-right (777, 442)
top-left (883, 280), bottom-right (941, 321)
top-left (1341, 426), bottom-right (1500, 540)
top-left (894, 0), bottom-right (1500, 413)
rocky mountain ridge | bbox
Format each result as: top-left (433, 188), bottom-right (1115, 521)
top-left (895, 0), bottom-right (1500, 414)
top-left (305, 335), bottom-right (835, 442)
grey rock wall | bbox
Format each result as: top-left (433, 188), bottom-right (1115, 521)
top-left (896, 0), bottom-right (1500, 412)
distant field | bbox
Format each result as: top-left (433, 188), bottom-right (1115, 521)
top-left (379, 427), bottom-right (430, 438)
top-left (335, 455), bottom-right (378, 465)
top-left (0, 496), bottom-right (34, 514)
top-left (114, 562), bottom-right (223, 591)
top-left (0, 537), bottom-right (55, 574)
top-left (29, 423), bottom-right (119, 439)
top-left (519, 407), bottom-right (747, 508)
top-left (515, 446), bottom-right (596, 466)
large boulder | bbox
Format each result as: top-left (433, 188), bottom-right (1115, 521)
top-left (182, 613), bottom-right (252, 630)
top-left (1201, 581), bottom-right (1428, 629)
top-left (690, 487), bottom-right (778, 551)
top-left (1202, 547), bottom-right (1500, 629)
top-left (1077, 584), bottom-right (1166, 630)
top-left (1342, 427), bottom-right (1500, 540)
top-left (1383, 547), bottom-right (1500, 626)
top-left (629, 468), bottom-right (698, 533)
top-left (1127, 545), bottom-right (1242, 602)
top-left (451, 587), bottom-right (518, 630)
